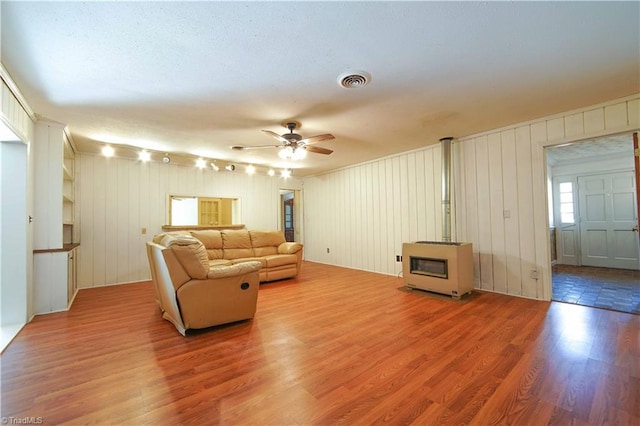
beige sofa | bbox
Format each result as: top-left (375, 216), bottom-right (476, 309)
top-left (146, 233), bottom-right (261, 335)
top-left (186, 229), bottom-right (303, 282)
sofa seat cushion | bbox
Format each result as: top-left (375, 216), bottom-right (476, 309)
top-left (209, 259), bottom-right (233, 267)
top-left (230, 257), bottom-right (267, 268)
top-left (264, 254), bottom-right (298, 268)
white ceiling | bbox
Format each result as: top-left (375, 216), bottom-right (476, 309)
top-left (2, 1), bottom-right (638, 176)
top-left (546, 133), bottom-right (635, 166)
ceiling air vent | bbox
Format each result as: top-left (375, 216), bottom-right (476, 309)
top-left (337, 71), bottom-right (371, 89)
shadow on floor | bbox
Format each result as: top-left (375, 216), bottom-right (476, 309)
top-left (552, 264), bottom-right (640, 315)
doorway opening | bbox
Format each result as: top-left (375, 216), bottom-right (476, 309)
top-left (546, 132), bottom-right (639, 314)
top-left (279, 189), bottom-right (302, 243)
top-left (1, 127), bottom-right (29, 351)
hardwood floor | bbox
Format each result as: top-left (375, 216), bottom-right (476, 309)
top-left (2, 261), bottom-right (638, 425)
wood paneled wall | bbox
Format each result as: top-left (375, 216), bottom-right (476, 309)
top-left (453, 95), bottom-right (639, 300)
top-left (1, 80), bottom-right (34, 143)
top-left (303, 146), bottom-right (443, 276)
top-left (76, 154), bottom-right (302, 288)
top-left (302, 95), bottom-right (638, 301)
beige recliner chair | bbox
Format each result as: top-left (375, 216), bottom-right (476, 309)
top-left (146, 233), bottom-right (261, 335)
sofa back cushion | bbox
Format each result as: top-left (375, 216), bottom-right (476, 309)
top-left (221, 229), bottom-right (254, 259)
top-left (250, 230), bottom-right (285, 257)
top-left (158, 234), bottom-right (210, 280)
top-left (190, 230), bottom-right (224, 260)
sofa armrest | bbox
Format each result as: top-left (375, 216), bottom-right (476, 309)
top-left (278, 242), bottom-right (303, 254)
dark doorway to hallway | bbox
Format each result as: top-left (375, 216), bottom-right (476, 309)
top-left (552, 264), bottom-right (640, 314)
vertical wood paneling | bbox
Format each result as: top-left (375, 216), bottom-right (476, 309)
top-left (453, 95), bottom-right (638, 301)
top-left (514, 126), bottom-right (536, 297)
top-left (584, 108), bottom-right (605, 134)
top-left (564, 113), bottom-right (584, 137)
top-left (500, 130), bottom-right (522, 295)
top-left (432, 145), bottom-right (442, 241)
top-left (414, 151), bottom-right (426, 239)
top-left (474, 136), bottom-right (494, 290)
top-left (392, 157), bottom-right (402, 274)
top-left (1, 81), bottom-right (34, 143)
top-left (629, 99), bottom-right (639, 127)
top-left (488, 133), bottom-right (506, 293)
top-left (463, 141), bottom-right (480, 286)
top-left (424, 148), bottom-right (436, 239)
top-left (77, 154), bottom-right (301, 288)
top-left (303, 145), bottom-right (443, 277)
top-left (604, 102), bottom-right (628, 129)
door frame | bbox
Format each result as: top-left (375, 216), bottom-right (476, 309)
top-left (545, 131), bottom-right (640, 297)
top-left (279, 188), bottom-right (303, 243)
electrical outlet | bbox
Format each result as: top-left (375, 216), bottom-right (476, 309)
top-left (396, 255), bottom-right (402, 262)
top-left (326, 248), bottom-right (330, 254)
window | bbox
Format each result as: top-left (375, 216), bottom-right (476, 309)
top-left (559, 182), bottom-right (575, 224)
top-left (169, 195), bottom-right (239, 226)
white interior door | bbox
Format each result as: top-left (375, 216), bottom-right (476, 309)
top-left (579, 171), bottom-right (639, 270)
top-left (554, 178), bottom-right (579, 265)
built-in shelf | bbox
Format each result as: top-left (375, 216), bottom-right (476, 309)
top-left (63, 165), bottom-right (73, 181)
top-left (34, 120), bottom-right (79, 314)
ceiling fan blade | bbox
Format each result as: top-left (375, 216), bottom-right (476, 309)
top-left (231, 144), bottom-right (282, 151)
top-left (299, 133), bottom-right (335, 145)
top-left (262, 130), bottom-right (289, 144)
top-left (305, 146), bottom-right (333, 155)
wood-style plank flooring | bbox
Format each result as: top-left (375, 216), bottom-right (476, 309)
top-left (2, 261), bottom-right (638, 425)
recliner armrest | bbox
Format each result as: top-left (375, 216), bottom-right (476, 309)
top-left (278, 242), bottom-right (303, 254)
top-left (207, 261), bottom-right (261, 279)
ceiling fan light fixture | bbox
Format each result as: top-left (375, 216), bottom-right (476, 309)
top-left (278, 147), bottom-right (293, 159)
top-left (278, 146), bottom-right (307, 160)
top-left (337, 71), bottom-right (371, 89)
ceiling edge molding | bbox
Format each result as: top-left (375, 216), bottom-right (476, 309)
top-left (0, 62), bottom-right (36, 121)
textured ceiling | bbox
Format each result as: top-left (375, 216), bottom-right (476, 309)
top-left (546, 134), bottom-right (635, 165)
top-left (1, 1), bottom-right (639, 176)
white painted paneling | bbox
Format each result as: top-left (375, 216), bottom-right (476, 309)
top-left (453, 95), bottom-right (638, 300)
top-left (76, 154), bottom-right (301, 288)
top-left (488, 133), bottom-right (506, 294)
top-left (500, 130), bottom-right (522, 294)
top-left (474, 136), bottom-right (494, 290)
top-left (1, 81), bottom-right (34, 143)
top-left (33, 252), bottom-right (67, 313)
top-left (303, 145), bottom-right (442, 276)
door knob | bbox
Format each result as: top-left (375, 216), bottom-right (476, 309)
top-left (633, 226), bottom-right (639, 232)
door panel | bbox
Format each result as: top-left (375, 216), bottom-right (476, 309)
top-left (579, 171), bottom-right (639, 270)
top-left (554, 178), bottom-right (578, 265)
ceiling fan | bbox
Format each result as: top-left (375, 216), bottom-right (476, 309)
top-left (231, 122), bottom-right (335, 160)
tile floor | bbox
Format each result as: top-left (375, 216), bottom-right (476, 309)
top-left (552, 264), bottom-right (640, 314)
